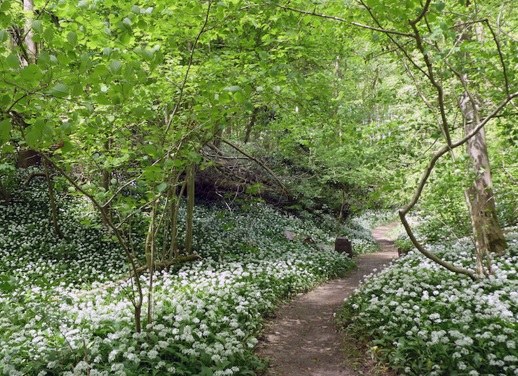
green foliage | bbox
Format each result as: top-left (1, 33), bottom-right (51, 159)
top-left (0, 0), bottom-right (517, 373)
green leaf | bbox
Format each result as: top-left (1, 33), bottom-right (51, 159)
top-left (435, 2), bottom-right (445, 11)
top-left (0, 275), bottom-right (16, 293)
top-left (143, 165), bottom-right (162, 181)
top-left (71, 83), bottom-right (83, 96)
top-left (25, 120), bottom-right (46, 148)
top-left (109, 60), bottom-right (123, 74)
top-left (233, 90), bottom-right (245, 103)
top-left (224, 85), bottom-right (241, 92)
top-left (49, 83), bottom-right (69, 98)
top-left (1, 144), bottom-right (14, 153)
top-left (5, 54), bottom-right (19, 69)
top-left (157, 182), bottom-right (168, 193)
top-left (31, 20), bottom-right (43, 32)
top-left (20, 64), bottom-right (43, 82)
top-left (0, 119), bottom-right (11, 145)
top-left (0, 30), bottom-right (8, 43)
top-left (67, 31), bottom-right (78, 46)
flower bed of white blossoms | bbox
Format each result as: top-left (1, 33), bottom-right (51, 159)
top-left (339, 232), bottom-right (518, 376)
top-left (0, 182), bottom-right (355, 375)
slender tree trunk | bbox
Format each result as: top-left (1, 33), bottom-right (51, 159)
top-left (460, 93), bottom-right (507, 259)
top-left (145, 202), bottom-right (157, 326)
top-left (185, 165), bottom-right (195, 255)
top-left (23, 0), bottom-right (37, 65)
top-left (102, 141), bottom-right (111, 192)
top-left (169, 179), bottom-right (186, 259)
top-left (43, 160), bottom-right (63, 239)
top-left (244, 107), bottom-right (259, 144)
top-left (101, 139), bottom-right (113, 226)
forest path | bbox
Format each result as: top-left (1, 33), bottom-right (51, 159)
top-left (256, 222), bottom-right (399, 376)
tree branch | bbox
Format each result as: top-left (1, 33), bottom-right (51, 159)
top-left (409, 0), bottom-right (432, 26)
top-left (275, 3), bottom-right (415, 38)
top-left (408, 21), bottom-right (452, 148)
top-left (358, 0), bottom-right (430, 79)
top-left (399, 92), bottom-right (518, 280)
top-left (218, 139), bottom-right (290, 196)
top-left (40, 154), bottom-right (144, 307)
top-left (483, 19), bottom-right (510, 97)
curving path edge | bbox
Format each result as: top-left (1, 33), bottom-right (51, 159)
top-left (256, 223), bottom-right (399, 376)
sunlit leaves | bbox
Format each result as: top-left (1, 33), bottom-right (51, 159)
top-left (25, 119), bottom-right (53, 149)
top-left (48, 83), bottom-right (69, 98)
top-left (67, 31), bottom-right (78, 46)
top-left (108, 59), bottom-right (123, 74)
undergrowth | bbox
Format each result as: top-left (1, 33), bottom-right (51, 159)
top-left (338, 231), bottom-right (518, 376)
top-left (0, 178), bottom-right (359, 375)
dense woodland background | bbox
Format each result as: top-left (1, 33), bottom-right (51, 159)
top-left (0, 0), bottom-right (517, 375)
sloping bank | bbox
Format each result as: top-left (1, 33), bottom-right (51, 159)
top-left (339, 231), bottom-right (518, 376)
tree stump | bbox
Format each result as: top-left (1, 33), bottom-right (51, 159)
top-left (335, 237), bottom-right (353, 258)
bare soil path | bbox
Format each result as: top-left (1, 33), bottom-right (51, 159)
top-left (256, 223), bottom-right (399, 376)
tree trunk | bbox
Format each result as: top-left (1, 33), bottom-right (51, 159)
top-left (145, 202), bottom-right (157, 326)
top-left (22, 0), bottom-right (37, 65)
top-left (244, 107), bottom-right (259, 144)
top-left (169, 178), bottom-right (186, 259)
top-left (456, 13), bottom-right (507, 277)
top-left (101, 139), bottom-right (113, 226)
top-left (460, 92), bottom-right (507, 265)
top-left (185, 165), bottom-right (195, 255)
top-left (43, 160), bottom-right (64, 239)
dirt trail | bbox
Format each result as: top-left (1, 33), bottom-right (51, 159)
top-left (256, 223), bottom-right (399, 376)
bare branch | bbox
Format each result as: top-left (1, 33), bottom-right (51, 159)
top-left (398, 213), bottom-right (477, 280)
top-left (399, 92), bottom-right (518, 280)
top-left (275, 3), bottom-right (416, 38)
top-left (408, 22), bottom-right (453, 148)
top-left (483, 19), bottom-right (510, 96)
top-left (40, 154), bottom-right (145, 312)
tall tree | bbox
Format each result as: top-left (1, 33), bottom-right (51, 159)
top-left (456, 15), bottom-right (508, 269)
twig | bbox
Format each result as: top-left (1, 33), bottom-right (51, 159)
top-left (483, 19), bottom-right (510, 96)
top-left (275, 3), bottom-right (416, 38)
top-left (358, 0), bottom-right (430, 79)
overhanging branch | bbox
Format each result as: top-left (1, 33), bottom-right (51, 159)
top-left (275, 3), bottom-right (416, 38)
top-left (399, 92), bottom-right (518, 280)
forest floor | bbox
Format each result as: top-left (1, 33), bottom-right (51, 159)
top-left (256, 222), bottom-right (399, 376)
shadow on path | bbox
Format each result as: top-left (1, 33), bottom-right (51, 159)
top-left (256, 222), bottom-right (399, 376)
